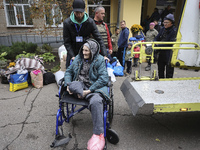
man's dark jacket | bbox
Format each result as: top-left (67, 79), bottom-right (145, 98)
top-left (117, 27), bottom-right (129, 48)
top-left (63, 12), bottom-right (107, 67)
top-left (154, 25), bottom-right (176, 62)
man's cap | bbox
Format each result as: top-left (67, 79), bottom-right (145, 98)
top-left (164, 13), bottom-right (175, 23)
top-left (73, 0), bottom-right (85, 12)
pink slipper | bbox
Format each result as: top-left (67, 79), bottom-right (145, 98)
top-left (87, 133), bottom-right (105, 150)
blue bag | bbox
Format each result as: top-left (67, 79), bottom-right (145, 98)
top-left (111, 61), bottom-right (117, 68)
top-left (107, 62), bottom-right (113, 69)
top-left (9, 73), bottom-right (29, 92)
top-left (113, 66), bottom-right (124, 76)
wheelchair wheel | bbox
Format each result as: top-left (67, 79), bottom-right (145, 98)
top-left (60, 91), bottom-right (73, 121)
top-left (106, 128), bottom-right (119, 144)
top-left (108, 86), bottom-right (114, 124)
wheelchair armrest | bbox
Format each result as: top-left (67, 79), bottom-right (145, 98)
top-left (58, 78), bottom-right (65, 86)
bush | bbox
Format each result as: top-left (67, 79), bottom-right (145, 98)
top-left (0, 52), bottom-right (8, 69)
top-left (25, 42), bottom-right (38, 53)
top-left (0, 42), bottom-right (56, 63)
top-left (3, 42), bottom-right (38, 60)
top-left (41, 44), bottom-right (53, 53)
top-left (16, 51), bottom-right (36, 60)
top-left (40, 52), bottom-right (55, 62)
top-left (0, 46), bottom-right (11, 56)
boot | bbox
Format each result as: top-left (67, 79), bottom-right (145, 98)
top-left (145, 65), bottom-right (151, 71)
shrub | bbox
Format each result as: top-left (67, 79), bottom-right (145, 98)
top-left (16, 51), bottom-right (36, 60)
top-left (0, 52), bottom-right (7, 61)
top-left (7, 42), bottom-right (38, 60)
top-left (25, 42), bottom-right (38, 53)
top-left (0, 52), bottom-right (8, 69)
top-left (0, 46), bottom-right (11, 60)
top-left (41, 44), bottom-right (53, 53)
top-left (40, 52), bottom-right (55, 62)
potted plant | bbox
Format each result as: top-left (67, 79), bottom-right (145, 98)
top-left (130, 24), bottom-right (143, 37)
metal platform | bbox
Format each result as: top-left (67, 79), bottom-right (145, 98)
top-left (121, 78), bottom-right (200, 115)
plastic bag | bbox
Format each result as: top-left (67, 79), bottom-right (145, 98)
top-left (17, 67), bottom-right (28, 74)
top-left (58, 45), bottom-right (67, 60)
top-left (9, 72), bottom-right (29, 92)
top-left (87, 134), bottom-right (105, 150)
top-left (30, 70), bottom-right (43, 88)
top-left (116, 60), bottom-right (122, 67)
top-left (107, 62), bottom-right (114, 69)
top-left (107, 67), bottom-right (116, 82)
top-left (113, 66), bottom-right (124, 76)
top-left (54, 70), bottom-right (65, 85)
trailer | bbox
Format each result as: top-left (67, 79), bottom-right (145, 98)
top-left (121, 0), bottom-right (200, 116)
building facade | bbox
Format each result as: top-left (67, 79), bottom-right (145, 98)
top-left (0, 0), bottom-right (185, 45)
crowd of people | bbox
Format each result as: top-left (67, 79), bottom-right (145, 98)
top-left (62, 0), bottom-right (177, 149)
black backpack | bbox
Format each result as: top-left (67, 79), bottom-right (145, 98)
top-left (43, 72), bottom-right (56, 85)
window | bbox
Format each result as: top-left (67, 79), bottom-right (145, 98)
top-left (4, 0), bottom-right (33, 27)
top-left (88, 0), bottom-right (110, 23)
top-left (45, 4), bottom-right (63, 27)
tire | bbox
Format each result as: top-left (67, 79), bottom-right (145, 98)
top-left (106, 128), bottom-right (119, 144)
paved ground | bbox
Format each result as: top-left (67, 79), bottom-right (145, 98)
top-left (0, 64), bottom-right (200, 150)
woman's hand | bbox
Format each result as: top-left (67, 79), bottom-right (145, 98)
top-left (67, 86), bottom-right (73, 94)
top-left (77, 90), bottom-right (91, 99)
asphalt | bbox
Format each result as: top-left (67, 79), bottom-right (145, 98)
top-left (0, 64), bottom-right (200, 150)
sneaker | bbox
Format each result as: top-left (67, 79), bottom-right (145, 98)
top-left (125, 72), bottom-right (131, 77)
top-left (87, 134), bottom-right (105, 150)
top-left (133, 64), bottom-right (137, 67)
top-left (145, 65), bottom-right (151, 71)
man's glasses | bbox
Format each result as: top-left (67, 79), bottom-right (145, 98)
top-left (163, 21), bottom-right (170, 24)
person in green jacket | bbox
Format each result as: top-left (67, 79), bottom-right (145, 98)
top-left (125, 42), bottom-right (133, 75)
top-left (64, 39), bottom-right (109, 150)
top-left (145, 22), bottom-right (158, 71)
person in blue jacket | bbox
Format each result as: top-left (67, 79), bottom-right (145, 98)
top-left (64, 39), bottom-right (109, 150)
top-left (117, 20), bottom-right (130, 67)
top-left (154, 14), bottom-right (176, 78)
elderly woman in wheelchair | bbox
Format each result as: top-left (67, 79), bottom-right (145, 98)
top-left (51, 39), bottom-right (119, 150)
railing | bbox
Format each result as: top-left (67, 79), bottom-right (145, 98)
top-left (0, 28), bottom-right (63, 47)
top-left (0, 23), bottom-right (117, 47)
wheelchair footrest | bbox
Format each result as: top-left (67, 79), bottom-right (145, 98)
top-left (61, 94), bottom-right (89, 106)
top-left (50, 133), bottom-right (72, 148)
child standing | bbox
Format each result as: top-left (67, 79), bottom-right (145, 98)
top-left (133, 46), bottom-right (140, 67)
top-left (125, 42), bottom-right (133, 75)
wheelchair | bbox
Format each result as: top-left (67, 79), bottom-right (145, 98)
top-left (50, 76), bottom-right (119, 149)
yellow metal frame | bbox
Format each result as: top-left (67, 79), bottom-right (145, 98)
top-left (159, 77), bottom-right (200, 81)
top-left (131, 41), bottom-right (200, 66)
top-left (154, 103), bottom-right (200, 113)
top-left (130, 41), bottom-right (200, 81)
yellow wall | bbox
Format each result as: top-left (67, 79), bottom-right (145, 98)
top-left (146, 0), bottom-right (157, 18)
top-left (110, 0), bottom-right (118, 26)
top-left (85, 0), bottom-right (88, 13)
top-left (142, 0), bottom-right (156, 20)
top-left (120, 0), bottom-right (142, 37)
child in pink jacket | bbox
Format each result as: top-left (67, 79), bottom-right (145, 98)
top-left (133, 46), bottom-right (140, 67)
